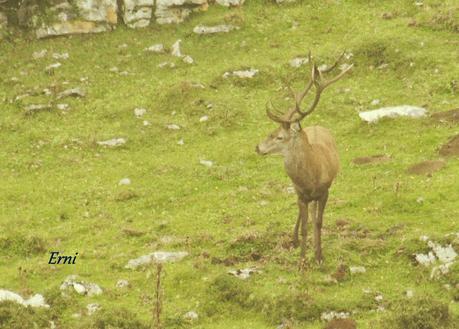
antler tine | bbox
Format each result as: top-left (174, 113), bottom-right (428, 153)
top-left (320, 51), bottom-right (345, 73)
top-left (266, 100), bottom-right (288, 123)
top-left (292, 60), bottom-right (352, 122)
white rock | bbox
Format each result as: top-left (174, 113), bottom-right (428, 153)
top-left (415, 251), bottom-right (436, 266)
top-left (119, 178), bottom-right (131, 186)
top-left (199, 159), bottom-right (213, 167)
top-left (134, 107), bottom-right (147, 117)
top-left (167, 124), bottom-right (181, 130)
top-left (145, 44), bottom-right (165, 53)
top-left (428, 242), bottom-right (457, 263)
top-left (193, 24), bottom-right (240, 34)
top-left (143, 120), bottom-right (150, 126)
top-left (125, 251), bottom-right (188, 269)
top-left (122, 0), bottom-right (154, 28)
top-left (289, 57), bottom-right (309, 68)
top-left (371, 99), bottom-right (380, 106)
top-left (419, 235), bottom-right (429, 242)
top-left (57, 87), bottom-right (85, 99)
top-left (116, 279), bottom-right (130, 288)
top-left (33, 49), bottom-right (48, 59)
top-left (406, 289), bottom-right (414, 298)
top-left (199, 115), bottom-right (208, 122)
top-left (320, 311), bottom-right (349, 322)
top-left (223, 68), bottom-right (258, 79)
top-left (216, 0), bottom-right (244, 6)
top-left (359, 105), bottom-right (427, 123)
top-left (155, 0), bottom-right (207, 25)
top-left (183, 55), bottom-right (194, 64)
top-left (177, 139), bottom-right (184, 145)
top-left (57, 103), bottom-right (69, 111)
top-left (109, 66), bottom-right (119, 72)
top-left (375, 294), bottom-right (383, 302)
top-left (350, 266), bottom-right (366, 274)
top-left (184, 310), bottom-right (199, 320)
top-left (45, 62), bottom-right (62, 72)
top-left (86, 303), bottom-right (101, 315)
top-left (171, 39), bottom-right (182, 57)
top-left (52, 52), bottom-right (69, 60)
top-left (73, 283), bottom-right (87, 295)
top-left (0, 290), bottom-right (49, 308)
top-left (158, 62), bottom-right (176, 69)
top-left (431, 262), bottom-right (453, 279)
top-left (97, 138), bottom-right (126, 147)
top-left (228, 268), bottom-right (259, 280)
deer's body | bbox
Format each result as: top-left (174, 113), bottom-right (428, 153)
top-left (256, 52), bottom-right (351, 266)
top-left (285, 126), bottom-right (339, 200)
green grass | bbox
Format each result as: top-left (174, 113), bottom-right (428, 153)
top-left (1, 0), bottom-right (458, 328)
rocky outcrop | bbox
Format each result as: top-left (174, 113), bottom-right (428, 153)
top-left (216, 0), bottom-right (244, 7)
top-left (155, 0), bottom-right (208, 25)
top-left (3, 0), bottom-right (231, 37)
top-left (121, 0), bottom-right (154, 28)
top-left (33, 0), bottom-right (118, 38)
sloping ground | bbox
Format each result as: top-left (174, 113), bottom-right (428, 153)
top-left (0, 1), bottom-right (458, 328)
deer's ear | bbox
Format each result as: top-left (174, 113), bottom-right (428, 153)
top-left (290, 122), bottom-right (301, 133)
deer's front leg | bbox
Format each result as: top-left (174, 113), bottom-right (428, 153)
top-left (298, 199), bottom-right (309, 261)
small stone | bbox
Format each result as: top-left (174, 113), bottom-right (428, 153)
top-left (375, 294), bottom-right (383, 302)
top-left (199, 115), bottom-right (208, 122)
top-left (183, 310), bottom-right (198, 320)
top-left (73, 283), bottom-right (86, 295)
top-left (166, 124), bottom-right (180, 130)
top-left (57, 88), bottom-right (85, 99)
top-left (371, 99), bottom-right (380, 106)
top-left (223, 68), bottom-right (258, 79)
top-left (183, 55), bottom-right (194, 64)
top-left (177, 139), bottom-right (184, 145)
top-left (289, 57), bottom-right (309, 68)
top-left (143, 120), bottom-right (150, 126)
top-left (193, 24), bottom-right (240, 35)
top-left (228, 268), bottom-right (259, 280)
top-left (125, 251), bottom-right (188, 269)
top-left (33, 49), bottom-right (47, 59)
top-left (199, 160), bottom-right (213, 167)
top-left (45, 63), bottom-right (61, 73)
top-left (134, 108), bottom-right (147, 117)
top-left (109, 67), bottom-right (119, 72)
top-left (57, 103), bottom-right (69, 111)
top-left (158, 62), bottom-right (176, 69)
top-left (286, 186), bottom-right (295, 194)
top-left (406, 289), bottom-right (414, 298)
top-left (416, 197), bottom-right (424, 204)
top-left (145, 44), bottom-right (165, 53)
top-left (119, 178), bottom-right (131, 186)
top-left (97, 138), bottom-right (126, 147)
top-left (359, 105), bottom-right (427, 123)
top-left (52, 52), bottom-right (69, 60)
top-left (86, 303), bottom-right (101, 315)
top-left (171, 39), bottom-right (182, 57)
top-left (24, 104), bottom-right (52, 114)
top-left (349, 266), bottom-right (366, 274)
top-left (116, 280), bottom-right (129, 289)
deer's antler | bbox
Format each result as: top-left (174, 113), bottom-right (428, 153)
top-left (266, 52), bottom-right (353, 124)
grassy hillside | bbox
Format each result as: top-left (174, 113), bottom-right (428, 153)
top-left (0, 0), bottom-right (458, 328)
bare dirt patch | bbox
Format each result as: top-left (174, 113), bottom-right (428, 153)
top-left (325, 318), bottom-right (357, 329)
top-left (439, 134), bottom-right (459, 157)
top-left (406, 160), bottom-right (446, 176)
top-left (431, 108), bottom-right (459, 124)
top-left (352, 155), bottom-right (391, 165)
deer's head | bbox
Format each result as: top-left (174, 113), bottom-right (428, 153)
top-left (256, 52), bottom-right (352, 156)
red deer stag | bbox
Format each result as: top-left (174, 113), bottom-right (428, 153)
top-left (255, 53), bottom-right (352, 266)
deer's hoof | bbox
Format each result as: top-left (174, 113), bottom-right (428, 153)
top-left (292, 238), bottom-right (299, 249)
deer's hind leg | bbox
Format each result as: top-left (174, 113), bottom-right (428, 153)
top-left (314, 191), bottom-right (329, 264)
